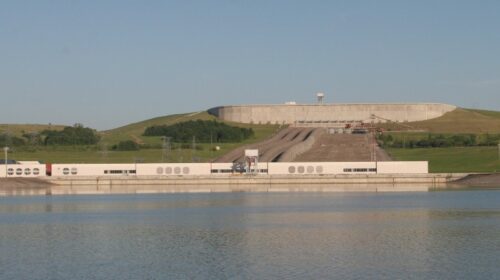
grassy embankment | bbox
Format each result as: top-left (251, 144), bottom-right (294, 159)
top-left (0, 124), bottom-right (65, 136)
top-left (5, 111), bottom-right (281, 163)
top-left (381, 108), bottom-right (500, 173)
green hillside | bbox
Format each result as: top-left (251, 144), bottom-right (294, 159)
top-left (3, 107), bottom-right (499, 169)
top-left (0, 124), bottom-right (65, 137)
top-left (100, 111), bottom-right (280, 147)
top-left (380, 108), bottom-right (500, 173)
top-left (378, 108), bottom-right (500, 133)
top-left (6, 111), bottom-right (282, 163)
top-left (388, 147), bottom-right (500, 173)
top-left (100, 111), bottom-right (216, 146)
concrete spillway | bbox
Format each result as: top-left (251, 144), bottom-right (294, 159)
top-left (214, 128), bottom-right (317, 163)
top-left (209, 103), bottom-right (456, 124)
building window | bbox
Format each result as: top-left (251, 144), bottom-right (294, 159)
top-left (182, 167), bottom-right (190, 174)
top-left (288, 166), bottom-right (296, 174)
top-left (353, 168), bottom-right (368, 172)
top-left (297, 166), bottom-right (305, 174)
top-left (174, 167), bottom-right (181, 174)
top-left (24, 168), bottom-right (31, 175)
top-left (157, 167), bottom-right (164, 175)
top-left (33, 168), bottom-right (40, 175)
top-left (165, 167), bottom-right (172, 174)
top-left (343, 168), bottom-right (352, 172)
top-left (7, 168), bottom-right (14, 176)
top-left (71, 168), bottom-right (78, 175)
top-left (63, 168), bottom-right (70, 175)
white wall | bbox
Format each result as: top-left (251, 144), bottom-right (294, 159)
top-left (268, 162), bottom-right (377, 175)
top-left (136, 163), bottom-right (211, 176)
top-left (268, 161), bottom-right (428, 175)
top-left (44, 161), bottom-right (429, 177)
top-left (51, 163), bottom-right (214, 176)
top-left (0, 163), bottom-right (46, 178)
top-left (51, 164), bottom-right (136, 176)
top-left (376, 161), bottom-right (428, 174)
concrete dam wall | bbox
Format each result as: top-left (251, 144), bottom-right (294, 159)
top-left (209, 103), bottom-right (456, 124)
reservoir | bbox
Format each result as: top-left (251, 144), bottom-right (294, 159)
top-left (1, 189), bottom-right (499, 279)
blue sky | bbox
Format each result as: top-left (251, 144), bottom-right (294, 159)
top-left (1, 1), bottom-right (499, 129)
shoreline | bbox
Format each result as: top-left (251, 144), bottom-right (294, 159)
top-left (0, 173), bottom-right (483, 195)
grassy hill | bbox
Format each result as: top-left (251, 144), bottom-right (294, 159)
top-left (4, 107), bottom-right (499, 169)
top-left (388, 147), bottom-right (500, 173)
top-left (100, 111), bottom-right (281, 147)
top-left (7, 111), bottom-right (282, 163)
top-left (100, 111), bottom-right (215, 146)
top-left (0, 124), bottom-right (65, 137)
top-left (378, 108), bottom-right (500, 133)
top-left (380, 108), bottom-right (500, 173)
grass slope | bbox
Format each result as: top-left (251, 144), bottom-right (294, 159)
top-left (381, 108), bottom-right (500, 173)
top-left (10, 111), bottom-right (282, 163)
top-left (100, 111), bottom-right (215, 146)
top-left (0, 124), bottom-right (65, 137)
top-left (379, 108), bottom-right (500, 133)
top-left (388, 147), bottom-right (500, 173)
top-left (100, 111), bottom-right (281, 147)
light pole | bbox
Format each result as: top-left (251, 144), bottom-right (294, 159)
top-left (3, 146), bottom-right (9, 178)
top-left (498, 143), bottom-right (500, 161)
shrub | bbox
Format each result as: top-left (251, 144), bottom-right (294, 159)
top-left (112, 140), bottom-right (140, 151)
top-left (42, 124), bottom-right (100, 145)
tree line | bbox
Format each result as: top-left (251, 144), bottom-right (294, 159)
top-left (0, 124), bottom-right (100, 147)
top-left (378, 133), bottom-right (500, 148)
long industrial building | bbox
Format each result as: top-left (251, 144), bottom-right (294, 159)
top-left (0, 161), bottom-right (428, 178)
top-left (208, 103), bottom-right (456, 125)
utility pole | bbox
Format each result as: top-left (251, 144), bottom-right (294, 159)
top-left (3, 147), bottom-right (9, 178)
top-left (498, 143), bottom-right (500, 161)
top-left (210, 131), bottom-right (213, 161)
top-left (191, 136), bottom-right (196, 162)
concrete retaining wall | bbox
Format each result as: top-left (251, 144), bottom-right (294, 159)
top-left (209, 103), bottom-right (456, 124)
top-left (41, 173), bottom-right (466, 194)
top-left (0, 173), bottom-right (469, 195)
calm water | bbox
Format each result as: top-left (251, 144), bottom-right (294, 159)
top-left (1, 190), bottom-right (499, 280)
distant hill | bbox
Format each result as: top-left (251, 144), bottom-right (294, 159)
top-left (1, 110), bottom-right (280, 148)
top-left (3, 107), bottom-right (498, 147)
top-left (0, 124), bottom-right (65, 137)
top-left (379, 108), bottom-right (500, 133)
top-left (100, 111), bottom-right (280, 146)
top-left (99, 111), bottom-right (216, 146)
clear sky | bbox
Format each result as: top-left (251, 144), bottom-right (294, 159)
top-left (1, 1), bottom-right (499, 130)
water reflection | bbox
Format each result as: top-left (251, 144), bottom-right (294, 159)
top-left (0, 192), bottom-right (499, 279)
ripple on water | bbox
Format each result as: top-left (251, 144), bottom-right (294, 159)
top-left (0, 192), bottom-right (499, 279)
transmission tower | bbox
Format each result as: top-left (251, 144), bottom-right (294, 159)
top-left (162, 136), bottom-right (171, 162)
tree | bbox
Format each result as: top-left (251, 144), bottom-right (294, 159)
top-left (112, 140), bottom-right (140, 151)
